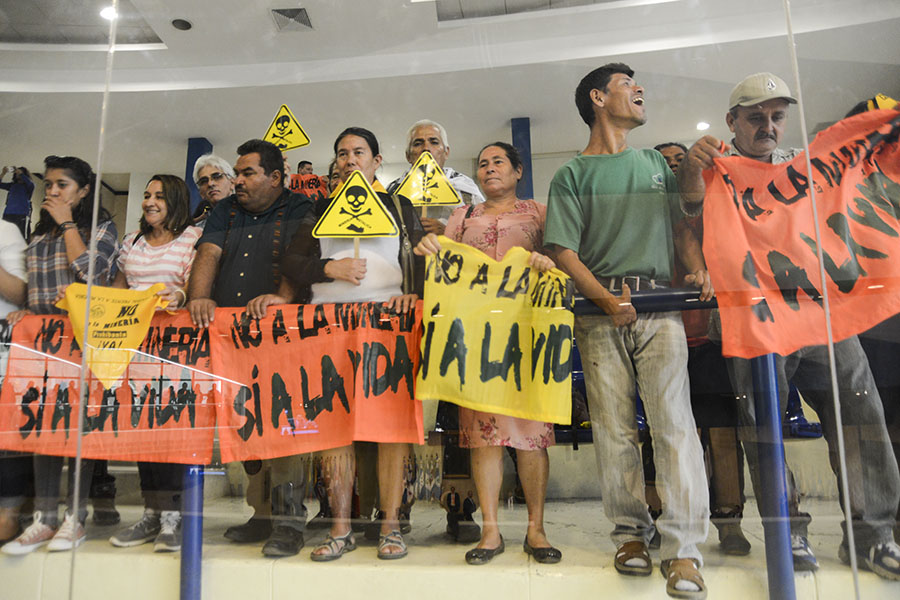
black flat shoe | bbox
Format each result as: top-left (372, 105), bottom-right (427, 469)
top-left (224, 516), bottom-right (272, 543)
top-left (524, 539), bottom-right (562, 564)
top-left (262, 525), bottom-right (304, 557)
top-left (465, 537), bottom-right (504, 565)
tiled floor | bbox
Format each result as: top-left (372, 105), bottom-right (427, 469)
top-left (1, 496), bottom-right (898, 599)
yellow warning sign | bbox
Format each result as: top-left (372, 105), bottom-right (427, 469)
top-left (393, 151), bottom-right (462, 206)
top-left (312, 170), bottom-right (398, 238)
top-left (263, 105), bottom-right (310, 151)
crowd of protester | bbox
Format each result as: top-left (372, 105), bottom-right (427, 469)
top-left (0, 63), bottom-right (898, 600)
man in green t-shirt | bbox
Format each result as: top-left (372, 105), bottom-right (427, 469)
top-left (544, 63), bottom-right (712, 600)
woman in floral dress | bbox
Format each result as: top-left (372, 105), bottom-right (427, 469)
top-left (415, 142), bottom-right (561, 565)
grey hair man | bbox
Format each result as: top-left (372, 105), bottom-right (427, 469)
top-left (679, 72), bottom-right (900, 580)
top-left (191, 154), bottom-right (235, 226)
top-left (387, 119), bottom-right (484, 235)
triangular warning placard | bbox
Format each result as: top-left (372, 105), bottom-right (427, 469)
top-left (313, 170), bottom-right (398, 238)
top-left (263, 105), bottom-right (310, 151)
top-left (393, 151), bottom-right (462, 206)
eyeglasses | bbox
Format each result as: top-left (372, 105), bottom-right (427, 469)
top-left (197, 172), bottom-right (228, 187)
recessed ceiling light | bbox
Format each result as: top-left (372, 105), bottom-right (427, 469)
top-left (696, 121), bottom-right (710, 131)
top-left (172, 19), bottom-right (193, 31)
top-left (100, 6), bottom-right (118, 20)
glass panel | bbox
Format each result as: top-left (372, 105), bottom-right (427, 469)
top-left (792, 1), bottom-right (900, 597)
top-left (2, 1), bottom-right (898, 598)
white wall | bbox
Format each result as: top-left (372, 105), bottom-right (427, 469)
top-left (126, 173), bottom-right (154, 237)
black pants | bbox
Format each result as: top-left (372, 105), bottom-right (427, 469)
top-left (0, 454), bottom-right (33, 509)
top-left (138, 461), bottom-right (185, 512)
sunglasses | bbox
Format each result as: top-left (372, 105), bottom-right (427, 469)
top-left (197, 172), bottom-right (229, 187)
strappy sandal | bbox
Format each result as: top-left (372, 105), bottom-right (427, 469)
top-left (660, 558), bottom-right (707, 599)
top-left (614, 540), bottom-right (652, 576)
top-left (377, 529), bottom-right (408, 560)
top-left (309, 531), bottom-right (356, 562)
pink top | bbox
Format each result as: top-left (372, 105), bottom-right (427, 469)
top-left (444, 199), bottom-right (546, 259)
top-left (117, 226), bottom-right (201, 291)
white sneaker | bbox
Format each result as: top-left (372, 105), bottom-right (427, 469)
top-left (1, 511), bottom-right (56, 555)
top-left (47, 513), bottom-right (86, 552)
top-left (154, 511), bottom-right (182, 552)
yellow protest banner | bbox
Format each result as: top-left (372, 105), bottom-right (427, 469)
top-left (57, 283), bottom-right (166, 388)
top-left (416, 237), bottom-right (574, 424)
top-left (313, 170), bottom-right (398, 238)
top-left (263, 104), bottom-right (310, 150)
top-left (393, 151), bottom-right (462, 207)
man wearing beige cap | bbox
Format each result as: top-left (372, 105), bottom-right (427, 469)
top-left (677, 73), bottom-right (900, 581)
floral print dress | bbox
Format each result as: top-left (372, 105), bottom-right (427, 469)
top-left (444, 199), bottom-right (555, 450)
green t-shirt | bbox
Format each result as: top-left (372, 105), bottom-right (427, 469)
top-left (543, 148), bottom-right (680, 281)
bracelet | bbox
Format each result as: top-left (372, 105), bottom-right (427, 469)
top-left (174, 288), bottom-right (187, 306)
top-left (59, 221), bottom-right (77, 230)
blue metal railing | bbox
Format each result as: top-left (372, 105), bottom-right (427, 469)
top-left (178, 290), bottom-right (796, 600)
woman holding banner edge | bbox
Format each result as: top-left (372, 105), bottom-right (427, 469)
top-left (107, 174), bottom-right (201, 552)
top-left (413, 142), bottom-right (562, 565)
top-left (2, 155), bottom-right (118, 555)
top-left (280, 126), bottom-right (424, 561)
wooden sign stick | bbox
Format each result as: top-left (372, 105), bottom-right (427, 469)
top-left (354, 237), bottom-right (360, 259)
top-left (421, 205), bottom-right (427, 219)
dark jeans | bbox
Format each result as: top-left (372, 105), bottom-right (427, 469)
top-left (138, 461), bottom-right (185, 512)
top-left (858, 317), bottom-right (900, 528)
top-left (34, 455), bottom-right (94, 526)
top-left (0, 454), bottom-right (33, 509)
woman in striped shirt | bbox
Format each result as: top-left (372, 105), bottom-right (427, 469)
top-left (108, 174), bottom-right (201, 552)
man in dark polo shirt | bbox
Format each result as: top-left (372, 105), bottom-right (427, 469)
top-left (187, 138), bottom-right (314, 557)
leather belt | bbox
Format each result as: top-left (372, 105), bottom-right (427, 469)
top-left (595, 275), bottom-right (670, 292)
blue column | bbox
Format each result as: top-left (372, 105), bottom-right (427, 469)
top-left (510, 117), bottom-right (533, 200)
top-left (180, 465), bottom-right (204, 600)
top-left (185, 138), bottom-right (213, 213)
top-left (751, 354), bottom-right (796, 600)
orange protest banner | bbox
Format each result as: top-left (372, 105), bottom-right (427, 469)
top-left (0, 312), bottom-right (218, 464)
top-left (289, 172), bottom-right (327, 199)
top-left (0, 304), bottom-right (424, 464)
top-left (211, 302), bottom-right (423, 463)
top-left (703, 109), bottom-right (900, 358)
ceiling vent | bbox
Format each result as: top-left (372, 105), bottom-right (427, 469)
top-left (271, 8), bottom-right (313, 31)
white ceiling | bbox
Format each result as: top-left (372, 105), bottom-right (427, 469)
top-left (0, 0), bottom-right (898, 180)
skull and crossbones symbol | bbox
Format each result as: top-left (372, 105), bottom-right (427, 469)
top-left (339, 185), bottom-right (373, 233)
top-left (269, 115), bottom-right (293, 148)
top-left (416, 163), bottom-right (440, 203)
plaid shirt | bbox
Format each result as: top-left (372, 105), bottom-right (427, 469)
top-left (26, 220), bottom-right (119, 314)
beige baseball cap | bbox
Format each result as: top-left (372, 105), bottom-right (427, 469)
top-left (729, 73), bottom-right (797, 109)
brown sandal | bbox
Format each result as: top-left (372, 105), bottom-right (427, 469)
top-left (614, 540), bottom-right (652, 576)
top-left (660, 558), bottom-right (707, 599)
